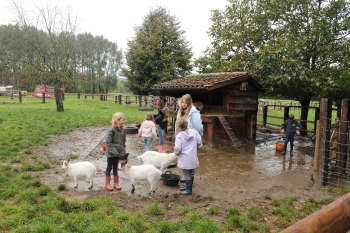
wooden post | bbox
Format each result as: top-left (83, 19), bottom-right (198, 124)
top-left (115, 96), bottom-right (118, 104)
top-left (207, 120), bottom-right (214, 149)
top-left (100, 94), bottom-right (103, 100)
top-left (118, 95), bottom-right (122, 104)
top-left (284, 106), bottom-right (290, 121)
top-left (280, 192), bottom-right (350, 233)
top-left (262, 105), bottom-right (268, 126)
top-left (312, 120), bottom-right (320, 182)
top-left (138, 95), bottom-right (142, 107)
top-left (337, 99), bottom-right (349, 174)
top-left (19, 91), bottom-right (22, 103)
top-left (42, 93), bottom-right (46, 103)
top-left (318, 98), bottom-right (332, 186)
top-left (313, 107), bottom-right (320, 135)
top-left (84, 94), bottom-right (87, 99)
top-left (78, 93), bottom-right (80, 99)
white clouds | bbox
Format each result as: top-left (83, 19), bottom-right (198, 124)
top-left (0, 0), bottom-right (228, 60)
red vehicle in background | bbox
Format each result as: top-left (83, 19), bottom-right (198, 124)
top-left (33, 84), bottom-right (55, 98)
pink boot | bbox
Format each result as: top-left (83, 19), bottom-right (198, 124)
top-left (158, 145), bottom-right (166, 153)
top-left (161, 145), bottom-right (168, 152)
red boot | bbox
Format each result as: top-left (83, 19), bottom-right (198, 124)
top-left (113, 176), bottom-right (122, 190)
top-left (161, 145), bottom-right (168, 152)
top-left (105, 176), bottom-right (113, 191)
top-left (158, 145), bottom-right (166, 153)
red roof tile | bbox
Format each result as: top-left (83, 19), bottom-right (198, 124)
top-left (150, 72), bottom-right (251, 91)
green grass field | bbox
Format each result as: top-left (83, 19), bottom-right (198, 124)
top-left (0, 94), bottom-right (347, 232)
top-left (257, 99), bottom-right (338, 133)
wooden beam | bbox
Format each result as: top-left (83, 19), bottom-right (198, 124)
top-left (318, 98), bottom-right (332, 186)
top-left (337, 99), bottom-right (350, 174)
top-left (280, 192), bottom-right (350, 233)
top-left (312, 121), bottom-right (320, 181)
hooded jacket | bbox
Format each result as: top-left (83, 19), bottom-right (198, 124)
top-left (138, 120), bottom-right (158, 139)
top-left (176, 105), bottom-right (203, 136)
top-left (105, 126), bottom-right (126, 158)
top-left (281, 119), bottom-right (302, 136)
top-left (174, 127), bottom-right (202, 170)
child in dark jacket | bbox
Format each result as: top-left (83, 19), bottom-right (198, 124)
top-left (155, 106), bottom-right (170, 153)
top-left (281, 114), bottom-right (302, 156)
top-left (105, 112), bottom-right (127, 191)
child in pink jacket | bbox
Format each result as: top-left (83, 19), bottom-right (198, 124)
top-left (138, 112), bottom-right (158, 152)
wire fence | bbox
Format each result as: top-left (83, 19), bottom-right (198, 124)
top-left (314, 99), bottom-right (350, 188)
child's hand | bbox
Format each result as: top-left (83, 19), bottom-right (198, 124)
top-left (296, 130), bottom-right (300, 136)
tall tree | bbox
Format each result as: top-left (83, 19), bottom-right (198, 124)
top-left (195, 0), bottom-right (350, 130)
top-left (121, 6), bottom-right (193, 95)
top-left (13, 1), bottom-right (78, 111)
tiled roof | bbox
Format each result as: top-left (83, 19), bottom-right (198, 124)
top-left (150, 72), bottom-right (251, 91)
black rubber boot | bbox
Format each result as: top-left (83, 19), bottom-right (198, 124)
top-left (179, 180), bottom-right (192, 195)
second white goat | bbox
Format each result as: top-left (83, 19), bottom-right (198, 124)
top-left (62, 159), bottom-right (96, 189)
top-left (119, 160), bottom-right (161, 194)
top-left (137, 151), bottom-right (176, 174)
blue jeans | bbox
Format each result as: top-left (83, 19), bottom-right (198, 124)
top-left (157, 126), bottom-right (164, 145)
top-left (143, 137), bottom-right (152, 151)
top-left (283, 134), bottom-right (295, 152)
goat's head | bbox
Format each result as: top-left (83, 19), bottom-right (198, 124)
top-left (118, 160), bottom-right (128, 171)
top-left (62, 160), bottom-right (69, 170)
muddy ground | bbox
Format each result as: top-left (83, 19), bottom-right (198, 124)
top-left (34, 126), bottom-right (343, 229)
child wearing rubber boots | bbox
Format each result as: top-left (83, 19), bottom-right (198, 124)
top-left (174, 117), bottom-right (202, 195)
top-left (105, 112), bottom-right (127, 191)
top-left (281, 114), bottom-right (302, 156)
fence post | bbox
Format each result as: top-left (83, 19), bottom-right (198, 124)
top-left (118, 95), bottom-right (122, 104)
top-left (42, 93), bottom-right (46, 104)
top-left (337, 99), bottom-right (349, 174)
top-left (284, 106), bottom-right (290, 121)
top-left (115, 96), bottom-right (118, 104)
top-left (19, 91), bottom-right (22, 103)
top-left (100, 95), bottom-right (103, 100)
top-left (85, 94), bottom-right (87, 99)
top-left (262, 105), bottom-right (268, 126)
top-left (78, 93), bottom-right (80, 99)
top-left (313, 107), bottom-right (320, 135)
top-left (92, 94), bottom-right (94, 99)
top-left (319, 98), bottom-right (332, 186)
top-left (138, 95), bottom-right (142, 107)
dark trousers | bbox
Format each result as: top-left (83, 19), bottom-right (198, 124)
top-left (283, 134), bottom-right (295, 152)
top-left (106, 157), bottom-right (119, 176)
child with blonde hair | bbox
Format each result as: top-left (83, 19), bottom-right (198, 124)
top-left (174, 117), bottom-right (202, 195)
top-left (105, 112), bottom-right (127, 191)
top-left (138, 112), bottom-right (158, 152)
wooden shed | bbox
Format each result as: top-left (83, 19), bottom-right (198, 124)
top-left (149, 72), bottom-right (262, 151)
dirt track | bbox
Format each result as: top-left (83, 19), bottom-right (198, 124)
top-left (33, 126), bottom-right (343, 228)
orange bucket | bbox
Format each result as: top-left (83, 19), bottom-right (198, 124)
top-left (102, 143), bottom-right (107, 151)
top-left (276, 143), bottom-right (284, 152)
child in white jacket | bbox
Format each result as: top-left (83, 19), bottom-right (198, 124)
top-left (138, 112), bottom-right (158, 152)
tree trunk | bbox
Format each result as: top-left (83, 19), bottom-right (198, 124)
top-left (55, 86), bottom-right (64, 112)
top-left (299, 98), bottom-right (311, 135)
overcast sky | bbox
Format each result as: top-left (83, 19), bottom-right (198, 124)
top-left (0, 0), bottom-right (228, 61)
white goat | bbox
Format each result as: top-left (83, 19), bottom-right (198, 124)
top-left (119, 160), bottom-right (161, 194)
top-left (62, 159), bottom-right (96, 189)
top-left (137, 151), bottom-right (176, 174)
